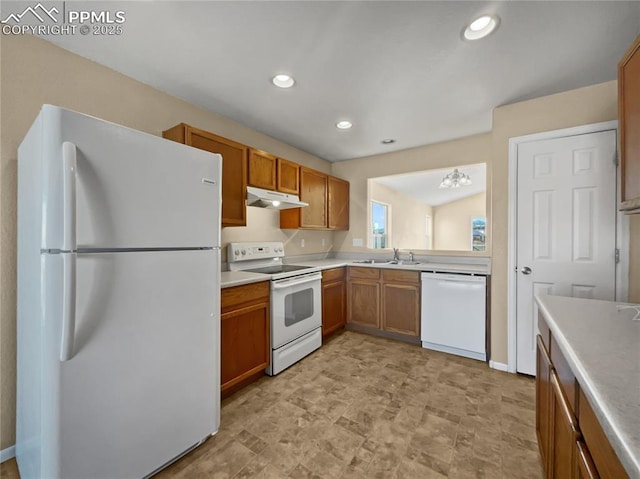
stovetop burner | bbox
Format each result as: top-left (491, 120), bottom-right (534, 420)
top-left (244, 264), bottom-right (312, 275)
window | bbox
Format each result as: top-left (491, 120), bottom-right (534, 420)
top-left (370, 201), bottom-right (389, 249)
top-left (471, 217), bottom-right (486, 252)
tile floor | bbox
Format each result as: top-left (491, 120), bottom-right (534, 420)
top-left (2, 330), bottom-right (543, 479)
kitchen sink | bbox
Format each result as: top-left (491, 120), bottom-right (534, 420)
top-left (352, 259), bottom-right (393, 264)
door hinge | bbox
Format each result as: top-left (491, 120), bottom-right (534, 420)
top-left (615, 248), bottom-right (620, 263)
top-left (614, 153), bottom-right (619, 166)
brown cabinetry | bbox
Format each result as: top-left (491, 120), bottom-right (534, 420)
top-left (619, 34), bottom-right (640, 213)
top-left (280, 167), bottom-right (350, 230)
top-left (347, 267), bottom-right (420, 340)
top-left (328, 176), bottom-right (349, 230)
top-left (277, 158), bottom-right (300, 195)
top-left (248, 149), bottom-right (277, 190)
top-left (536, 314), bottom-right (629, 479)
top-left (381, 270), bottom-right (420, 336)
top-left (163, 124), bottom-right (248, 227)
top-left (322, 267), bottom-right (346, 338)
top-left (220, 281), bottom-right (270, 397)
top-left (248, 149), bottom-right (301, 195)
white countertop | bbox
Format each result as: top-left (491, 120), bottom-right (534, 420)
top-left (222, 258), bottom-right (490, 288)
top-left (536, 295), bottom-right (640, 478)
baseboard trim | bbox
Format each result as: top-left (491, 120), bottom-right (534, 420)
top-left (1, 445), bottom-right (15, 462)
top-left (489, 360), bottom-right (509, 372)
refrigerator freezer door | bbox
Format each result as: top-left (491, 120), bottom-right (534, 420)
top-left (40, 250), bottom-right (220, 479)
top-left (37, 105), bottom-right (221, 250)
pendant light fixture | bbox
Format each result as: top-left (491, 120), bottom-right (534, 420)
top-left (439, 168), bottom-right (472, 188)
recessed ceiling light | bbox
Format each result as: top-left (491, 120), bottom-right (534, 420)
top-left (381, 139), bottom-right (395, 144)
top-left (272, 74), bottom-right (295, 88)
top-left (336, 120), bottom-right (352, 130)
top-left (463, 14), bottom-right (499, 41)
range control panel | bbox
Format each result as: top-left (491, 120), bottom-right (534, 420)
top-left (227, 242), bottom-right (285, 262)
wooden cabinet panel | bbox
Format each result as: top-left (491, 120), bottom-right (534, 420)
top-left (220, 282), bottom-right (270, 396)
top-left (577, 441), bottom-right (600, 479)
top-left (348, 267), bottom-right (380, 280)
top-left (536, 335), bottom-right (552, 472)
top-left (221, 281), bottom-right (270, 311)
top-left (322, 274), bottom-right (346, 338)
top-left (163, 124), bottom-right (247, 227)
top-left (323, 267), bottom-right (345, 283)
top-left (549, 370), bottom-right (580, 479)
top-left (578, 389), bottom-right (629, 479)
top-left (277, 158), bottom-right (300, 195)
top-left (347, 281), bottom-right (380, 328)
top-left (619, 34), bottom-right (640, 212)
top-left (382, 269), bottom-right (419, 284)
top-left (381, 283), bottom-right (419, 336)
top-left (551, 337), bottom-right (577, 414)
top-left (221, 302), bottom-right (270, 392)
top-left (328, 176), bottom-right (349, 230)
top-left (248, 149), bottom-right (277, 190)
top-left (538, 311), bottom-right (551, 353)
top-left (300, 167), bottom-right (328, 228)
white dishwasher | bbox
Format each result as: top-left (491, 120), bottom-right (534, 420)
top-left (420, 272), bottom-right (487, 361)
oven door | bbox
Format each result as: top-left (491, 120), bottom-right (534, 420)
top-left (271, 272), bottom-right (322, 349)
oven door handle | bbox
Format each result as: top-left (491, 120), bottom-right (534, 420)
top-left (272, 273), bottom-right (322, 289)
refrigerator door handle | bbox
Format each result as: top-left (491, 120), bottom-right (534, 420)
top-left (62, 141), bottom-right (77, 252)
top-left (60, 253), bottom-right (77, 361)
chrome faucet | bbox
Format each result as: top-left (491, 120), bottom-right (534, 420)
top-left (392, 248), bottom-right (400, 261)
top-left (409, 251), bottom-right (414, 262)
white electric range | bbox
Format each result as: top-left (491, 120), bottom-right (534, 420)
top-left (227, 242), bottom-right (322, 375)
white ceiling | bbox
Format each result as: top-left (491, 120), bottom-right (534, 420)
top-left (11, 1), bottom-right (640, 162)
top-left (373, 164), bottom-right (487, 207)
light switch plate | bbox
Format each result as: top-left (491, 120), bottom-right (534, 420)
top-left (352, 238), bottom-right (363, 247)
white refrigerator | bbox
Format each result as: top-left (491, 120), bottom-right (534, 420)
top-left (16, 105), bottom-right (222, 479)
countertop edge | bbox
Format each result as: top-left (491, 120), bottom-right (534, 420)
top-left (536, 295), bottom-right (640, 478)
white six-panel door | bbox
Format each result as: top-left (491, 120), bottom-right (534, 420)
top-left (516, 130), bottom-right (617, 375)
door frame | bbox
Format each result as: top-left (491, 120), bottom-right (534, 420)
top-left (506, 120), bottom-right (629, 373)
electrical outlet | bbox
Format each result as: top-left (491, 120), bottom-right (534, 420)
top-left (301, 239), bottom-right (305, 248)
top-left (353, 238), bottom-right (363, 247)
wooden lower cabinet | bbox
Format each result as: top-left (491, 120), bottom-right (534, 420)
top-left (347, 280), bottom-right (380, 328)
top-left (221, 281), bottom-right (270, 397)
top-left (347, 267), bottom-right (420, 339)
top-left (549, 370), bottom-right (580, 478)
top-left (381, 270), bottom-right (419, 337)
top-left (536, 315), bottom-right (629, 479)
top-left (322, 267), bottom-right (346, 338)
top-left (536, 335), bottom-right (552, 470)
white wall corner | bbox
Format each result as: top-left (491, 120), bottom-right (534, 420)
top-left (489, 360), bottom-right (509, 372)
top-left (0, 445), bottom-right (16, 462)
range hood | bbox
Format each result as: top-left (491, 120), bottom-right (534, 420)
top-left (246, 186), bottom-right (308, 210)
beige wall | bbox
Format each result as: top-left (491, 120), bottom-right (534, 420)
top-left (433, 193), bottom-right (486, 251)
top-left (369, 181), bottom-right (432, 250)
top-left (488, 80), bottom-right (638, 365)
top-left (0, 34), bottom-right (333, 449)
top-left (331, 133), bottom-right (493, 255)
top-left (332, 79), bottom-right (640, 368)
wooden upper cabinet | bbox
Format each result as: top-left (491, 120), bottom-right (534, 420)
top-left (280, 166), bottom-right (328, 229)
top-left (619, 34), bottom-right (640, 213)
top-left (248, 149), bottom-right (277, 190)
top-left (277, 158), bottom-right (300, 195)
top-left (328, 176), bottom-right (349, 230)
top-left (163, 124), bottom-right (247, 227)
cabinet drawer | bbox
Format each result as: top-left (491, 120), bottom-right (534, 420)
top-left (348, 267), bottom-right (380, 280)
top-left (578, 389), bottom-right (629, 479)
top-left (550, 336), bottom-right (577, 414)
top-left (382, 269), bottom-right (419, 284)
top-left (222, 281), bottom-right (270, 311)
top-left (323, 267), bottom-right (346, 283)
top-left (538, 312), bottom-right (551, 353)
